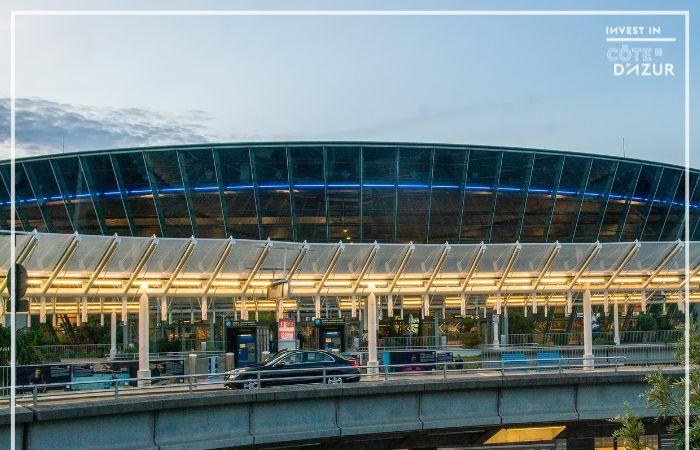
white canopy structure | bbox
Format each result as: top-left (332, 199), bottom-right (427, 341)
top-left (0, 231), bottom-right (697, 310)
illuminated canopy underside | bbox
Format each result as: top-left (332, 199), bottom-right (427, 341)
top-left (1, 232), bottom-right (698, 310)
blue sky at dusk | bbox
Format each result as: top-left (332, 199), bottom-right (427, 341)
top-left (0, 0), bottom-right (696, 167)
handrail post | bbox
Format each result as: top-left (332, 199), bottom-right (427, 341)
top-left (188, 374), bottom-right (194, 393)
top-left (322, 367), bottom-right (327, 384)
top-left (114, 379), bottom-right (119, 399)
top-left (257, 370), bottom-right (262, 388)
top-left (500, 359), bottom-right (504, 376)
top-left (32, 385), bottom-right (38, 406)
top-left (443, 362), bottom-right (447, 379)
top-left (384, 364), bottom-right (389, 381)
top-left (558, 358), bottom-right (562, 374)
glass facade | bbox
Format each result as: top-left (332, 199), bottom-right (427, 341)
top-left (2, 143), bottom-right (698, 243)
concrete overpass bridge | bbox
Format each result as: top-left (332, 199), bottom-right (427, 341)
top-left (1, 368), bottom-right (681, 450)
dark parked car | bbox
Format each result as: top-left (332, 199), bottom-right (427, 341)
top-left (224, 349), bottom-right (361, 389)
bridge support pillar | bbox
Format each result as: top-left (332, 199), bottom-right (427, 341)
top-left (583, 289), bottom-right (594, 370)
top-left (110, 311), bottom-right (117, 359)
top-left (138, 290), bottom-right (150, 386)
top-left (367, 290), bottom-right (378, 374)
top-left (613, 300), bottom-right (620, 345)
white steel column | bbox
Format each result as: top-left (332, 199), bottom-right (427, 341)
top-left (387, 295), bottom-right (393, 318)
top-left (367, 289), bottom-right (378, 374)
top-left (241, 297), bottom-right (248, 320)
top-left (314, 296), bottom-right (321, 318)
top-left (422, 295), bottom-right (429, 319)
top-left (81, 297), bottom-right (88, 323)
top-left (351, 297), bottom-right (357, 318)
top-left (582, 289), bottom-right (594, 370)
top-left (39, 297), bottom-right (46, 324)
top-left (460, 294), bottom-right (466, 317)
top-left (121, 296), bottom-right (128, 323)
top-left (160, 297), bottom-right (167, 322)
top-left (201, 297), bottom-right (208, 321)
top-left (137, 290), bottom-right (150, 386)
top-left (110, 311), bottom-right (117, 359)
top-left (613, 300), bottom-right (620, 345)
top-left (492, 313), bottom-right (500, 348)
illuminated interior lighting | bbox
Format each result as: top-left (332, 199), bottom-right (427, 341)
top-left (26, 279), bottom-right (42, 286)
top-left (651, 276), bottom-right (679, 283)
top-left (432, 279), bottom-right (460, 286)
top-left (324, 281), bottom-right (352, 287)
top-left (468, 279), bottom-right (496, 285)
top-left (51, 279), bottom-right (83, 287)
top-left (504, 278), bottom-right (532, 285)
top-left (92, 280), bottom-right (123, 287)
top-left (171, 280), bottom-right (202, 287)
top-left (211, 281), bottom-right (241, 287)
top-left (485, 426), bottom-right (566, 445)
top-left (613, 277), bottom-right (644, 284)
top-left (290, 281), bottom-right (315, 287)
top-left (395, 280), bottom-right (424, 286)
top-left (576, 278), bottom-right (605, 284)
top-left (540, 278), bottom-right (568, 284)
top-left (249, 281), bottom-right (271, 287)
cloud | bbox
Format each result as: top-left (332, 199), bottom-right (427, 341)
top-left (0, 97), bottom-right (226, 158)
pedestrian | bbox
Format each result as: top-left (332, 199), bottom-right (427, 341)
top-left (297, 331), bottom-right (305, 349)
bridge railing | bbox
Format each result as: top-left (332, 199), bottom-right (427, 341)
top-left (1, 354), bottom-right (680, 407)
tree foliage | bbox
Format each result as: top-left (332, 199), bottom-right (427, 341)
top-left (613, 325), bottom-right (700, 450)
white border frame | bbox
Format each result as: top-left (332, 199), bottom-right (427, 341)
top-left (8, 9), bottom-right (691, 450)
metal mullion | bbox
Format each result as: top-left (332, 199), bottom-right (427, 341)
top-left (286, 146), bottom-right (297, 242)
top-left (351, 242), bottom-right (379, 294)
top-left (0, 169), bottom-right (27, 231)
top-left (637, 167), bottom-right (665, 240)
top-left (460, 243), bottom-right (486, 292)
top-left (359, 146), bottom-right (364, 242)
top-left (323, 146), bottom-right (330, 242)
top-left (485, 152), bottom-right (503, 243)
top-left (568, 159), bottom-right (593, 242)
top-left (425, 147), bottom-right (435, 244)
top-left (656, 171), bottom-right (683, 241)
top-left (603, 241), bottom-right (640, 290)
top-left (614, 164), bottom-right (643, 242)
top-left (424, 242), bottom-right (450, 294)
top-left (515, 153), bottom-right (535, 242)
top-left (248, 148), bottom-right (264, 240)
top-left (392, 147), bottom-right (399, 242)
top-left (83, 236), bottom-right (119, 294)
top-left (211, 148), bottom-right (231, 237)
top-left (108, 155), bottom-right (136, 236)
top-left (685, 175), bottom-right (700, 241)
top-left (496, 243), bottom-right (521, 291)
top-left (141, 152), bottom-right (166, 237)
top-left (78, 156), bottom-right (106, 235)
top-left (175, 150), bottom-right (197, 237)
top-left (542, 156), bottom-right (565, 243)
top-left (22, 163), bottom-right (52, 232)
top-left (48, 159), bottom-right (76, 232)
top-left (594, 161), bottom-right (619, 241)
top-left (456, 149), bottom-right (470, 243)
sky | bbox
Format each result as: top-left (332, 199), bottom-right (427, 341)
top-left (0, 0), bottom-right (697, 167)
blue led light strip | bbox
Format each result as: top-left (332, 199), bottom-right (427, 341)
top-left (4, 182), bottom-right (699, 209)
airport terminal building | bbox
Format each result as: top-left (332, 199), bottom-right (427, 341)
top-left (1, 142), bottom-right (698, 244)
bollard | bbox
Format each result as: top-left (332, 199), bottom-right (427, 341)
top-left (225, 352), bottom-right (235, 371)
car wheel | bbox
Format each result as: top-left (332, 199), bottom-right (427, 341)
top-left (326, 376), bottom-right (343, 385)
top-left (242, 380), bottom-right (260, 389)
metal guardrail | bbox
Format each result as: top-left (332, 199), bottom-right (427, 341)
top-left (28, 344), bottom-right (119, 360)
top-left (506, 330), bottom-right (683, 346)
top-left (0, 355), bottom-right (680, 407)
